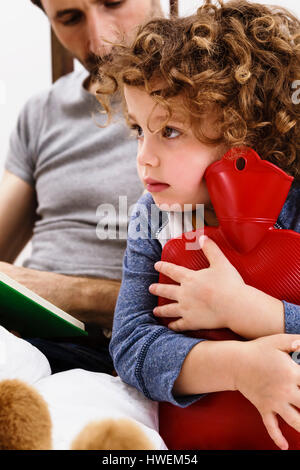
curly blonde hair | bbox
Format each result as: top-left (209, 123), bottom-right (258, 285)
top-left (97, 0), bottom-right (300, 180)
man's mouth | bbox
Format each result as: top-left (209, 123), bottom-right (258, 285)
top-left (84, 53), bottom-right (112, 78)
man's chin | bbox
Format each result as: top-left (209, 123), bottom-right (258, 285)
top-left (73, 55), bottom-right (100, 76)
top-left (84, 53), bottom-right (112, 74)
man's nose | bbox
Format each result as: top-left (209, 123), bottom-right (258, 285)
top-left (86, 13), bottom-right (112, 56)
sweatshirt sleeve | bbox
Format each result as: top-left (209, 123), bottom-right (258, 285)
top-left (109, 194), bottom-right (206, 407)
top-left (283, 301), bottom-right (300, 334)
top-left (278, 183), bottom-right (300, 335)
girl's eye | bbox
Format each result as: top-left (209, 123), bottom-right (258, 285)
top-left (130, 125), bottom-right (144, 139)
top-left (162, 127), bottom-right (181, 139)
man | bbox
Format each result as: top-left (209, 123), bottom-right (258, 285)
top-left (0, 0), bottom-right (162, 373)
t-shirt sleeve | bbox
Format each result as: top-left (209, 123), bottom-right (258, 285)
top-left (109, 194), bottom-right (206, 407)
top-left (5, 92), bottom-right (47, 186)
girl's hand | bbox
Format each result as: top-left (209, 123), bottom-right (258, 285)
top-left (150, 235), bottom-right (285, 338)
top-left (233, 334), bottom-right (300, 450)
top-left (149, 235), bottom-right (245, 332)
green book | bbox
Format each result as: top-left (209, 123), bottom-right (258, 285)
top-left (0, 272), bottom-right (87, 338)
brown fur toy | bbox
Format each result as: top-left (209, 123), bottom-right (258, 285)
top-left (0, 379), bottom-right (155, 450)
top-left (71, 419), bottom-right (155, 450)
top-left (0, 379), bottom-right (52, 450)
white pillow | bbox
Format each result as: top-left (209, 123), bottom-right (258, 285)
top-left (0, 325), bottom-right (51, 383)
top-left (35, 369), bottom-right (168, 450)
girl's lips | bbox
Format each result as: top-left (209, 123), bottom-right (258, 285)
top-left (146, 183), bottom-right (170, 193)
top-left (144, 178), bottom-right (170, 193)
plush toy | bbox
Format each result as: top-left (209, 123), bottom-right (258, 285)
top-left (157, 147), bottom-right (300, 450)
top-left (0, 326), bottom-right (167, 451)
top-left (0, 379), bottom-right (154, 450)
top-left (71, 418), bottom-right (154, 451)
top-left (0, 379), bottom-right (52, 450)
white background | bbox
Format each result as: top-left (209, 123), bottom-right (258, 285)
top-left (0, 0), bottom-right (299, 169)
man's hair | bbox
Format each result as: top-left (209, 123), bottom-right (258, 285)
top-left (30, 0), bottom-right (43, 9)
top-left (97, 0), bottom-right (300, 180)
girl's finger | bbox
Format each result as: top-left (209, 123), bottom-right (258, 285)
top-left (279, 403), bottom-right (300, 434)
top-left (289, 387), bottom-right (300, 410)
top-left (149, 283), bottom-right (179, 301)
top-left (200, 236), bottom-right (229, 268)
top-left (261, 412), bottom-right (289, 450)
top-left (168, 318), bottom-right (186, 332)
top-left (154, 261), bottom-right (189, 283)
top-left (153, 303), bottom-right (181, 318)
top-left (274, 334), bottom-right (300, 353)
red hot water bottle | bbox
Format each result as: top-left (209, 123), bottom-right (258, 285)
top-left (157, 147), bottom-right (300, 450)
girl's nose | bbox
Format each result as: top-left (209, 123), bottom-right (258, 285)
top-left (137, 140), bottom-right (160, 167)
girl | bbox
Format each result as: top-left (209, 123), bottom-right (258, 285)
top-left (97, 0), bottom-right (300, 450)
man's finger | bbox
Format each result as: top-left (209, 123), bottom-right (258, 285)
top-left (153, 302), bottom-right (181, 318)
top-left (154, 261), bottom-right (189, 283)
top-left (149, 283), bottom-right (179, 301)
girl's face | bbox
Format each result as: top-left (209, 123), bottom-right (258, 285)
top-left (124, 85), bottom-right (228, 211)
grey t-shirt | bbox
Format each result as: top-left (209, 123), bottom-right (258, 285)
top-left (5, 69), bottom-right (143, 280)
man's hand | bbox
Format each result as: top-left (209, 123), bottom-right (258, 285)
top-left (0, 262), bottom-right (64, 304)
top-left (149, 235), bottom-right (285, 338)
top-left (0, 262), bottom-right (120, 329)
